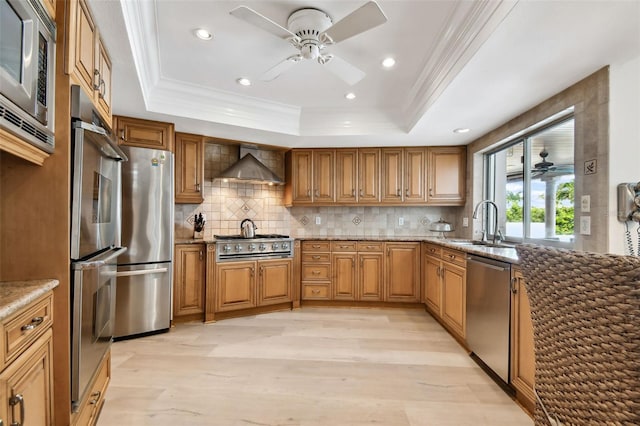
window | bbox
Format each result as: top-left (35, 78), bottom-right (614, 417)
top-left (484, 114), bottom-right (575, 247)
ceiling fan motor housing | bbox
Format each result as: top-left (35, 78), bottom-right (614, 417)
top-left (287, 8), bottom-right (333, 59)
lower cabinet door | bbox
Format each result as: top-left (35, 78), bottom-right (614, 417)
top-left (441, 263), bottom-right (466, 338)
top-left (358, 253), bottom-right (383, 301)
top-left (258, 259), bottom-right (292, 306)
top-left (332, 253), bottom-right (357, 300)
top-left (0, 329), bottom-right (53, 426)
top-left (424, 256), bottom-right (442, 315)
top-left (385, 243), bottom-right (420, 302)
top-left (216, 262), bottom-right (256, 311)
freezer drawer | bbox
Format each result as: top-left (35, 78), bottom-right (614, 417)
top-left (114, 262), bottom-right (172, 338)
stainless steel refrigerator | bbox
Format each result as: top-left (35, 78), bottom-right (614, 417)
top-left (114, 146), bottom-right (174, 339)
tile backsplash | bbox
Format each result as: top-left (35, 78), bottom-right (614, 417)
top-left (175, 143), bottom-right (461, 240)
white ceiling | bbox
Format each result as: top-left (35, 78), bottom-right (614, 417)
top-left (89, 0), bottom-right (640, 149)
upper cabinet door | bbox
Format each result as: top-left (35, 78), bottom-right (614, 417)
top-left (358, 148), bottom-right (381, 203)
top-left (175, 132), bottom-right (204, 204)
top-left (95, 39), bottom-right (112, 123)
top-left (113, 116), bottom-right (175, 151)
top-left (427, 147), bottom-right (466, 205)
top-left (313, 149), bottom-right (335, 203)
top-left (404, 148), bottom-right (427, 203)
top-left (381, 148), bottom-right (403, 203)
top-left (289, 150), bottom-right (313, 204)
top-left (336, 149), bottom-right (358, 204)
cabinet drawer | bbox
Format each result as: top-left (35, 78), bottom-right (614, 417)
top-left (2, 293), bottom-right (53, 368)
top-left (301, 264), bottom-right (331, 280)
top-left (442, 248), bottom-right (466, 267)
top-left (424, 243), bottom-right (442, 258)
top-left (74, 350), bottom-right (110, 426)
top-left (331, 241), bottom-right (357, 252)
top-left (357, 242), bottom-right (384, 252)
top-left (302, 253), bottom-right (331, 263)
top-left (302, 284), bottom-right (330, 300)
top-left (302, 241), bottom-right (330, 252)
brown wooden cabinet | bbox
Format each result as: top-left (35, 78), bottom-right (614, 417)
top-left (67, 0), bottom-right (113, 124)
top-left (331, 242), bottom-right (358, 300)
top-left (216, 259), bottom-right (293, 312)
top-left (381, 148), bottom-right (427, 204)
top-left (427, 146), bottom-right (466, 205)
top-left (113, 116), bottom-right (175, 151)
top-left (357, 242), bottom-right (384, 301)
top-left (385, 242), bottom-right (420, 302)
top-left (301, 241), bottom-right (332, 300)
top-left (510, 268), bottom-right (535, 413)
top-left (175, 132), bottom-right (205, 204)
top-left (72, 350), bottom-right (109, 426)
top-left (287, 150), bottom-right (335, 204)
top-left (336, 149), bottom-right (358, 203)
top-left (0, 293), bottom-right (54, 426)
top-left (422, 244), bottom-right (467, 340)
top-left (381, 148), bottom-right (403, 203)
top-left (358, 149), bottom-right (381, 203)
top-left (174, 244), bottom-right (205, 320)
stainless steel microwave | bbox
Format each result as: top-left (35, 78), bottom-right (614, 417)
top-left (0, 0), bottom-right (56, 153)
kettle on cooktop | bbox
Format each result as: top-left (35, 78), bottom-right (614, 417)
top-left (240, 219), bottom-right (257, 238)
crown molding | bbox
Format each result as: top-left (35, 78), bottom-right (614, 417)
top-left (402, 0), bottom-right (519, 132)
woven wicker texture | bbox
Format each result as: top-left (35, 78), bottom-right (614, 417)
top-left (516, 244), bottom-right (640, 426)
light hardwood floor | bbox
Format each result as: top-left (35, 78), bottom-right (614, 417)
top-left (99, 307), bottom-right (533, 426)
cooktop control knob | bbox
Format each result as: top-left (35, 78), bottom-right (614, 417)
top-left (223, 244), bottom-right (231, 252)
top-left (282, 242), bottom-right (289, 250)
top-left (235, 244), bottom-right (242, 252)
top-left (248, 244), bottom-right (256, 251)
top-left (272, 243), bottom-right (280, 250)
top-left (259, 244), bottom-right (267, 251)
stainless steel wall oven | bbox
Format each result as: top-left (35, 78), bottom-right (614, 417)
top-left (69, 85), bottom-right (127, 412)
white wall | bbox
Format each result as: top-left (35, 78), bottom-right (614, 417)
top-left (609, 54), bottom-right (640, 255)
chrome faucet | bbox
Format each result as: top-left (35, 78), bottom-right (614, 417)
top-left (472, 200), bottom-right (500, 244)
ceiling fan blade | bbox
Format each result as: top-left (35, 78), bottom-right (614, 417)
top-left (260, 55), bottom-right (302, 81)
top-left (321, 1), bottom-right (387, 44)
top-left (230, 6), bottom-right (297, 40)
top-left (322, 55), bottom-right (366, 86)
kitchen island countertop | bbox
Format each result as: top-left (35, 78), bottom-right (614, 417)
top-left (0, 279), bottom-right (59, 321)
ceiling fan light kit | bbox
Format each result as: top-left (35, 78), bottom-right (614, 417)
top-left (229, 1), bottom-right (387, 85)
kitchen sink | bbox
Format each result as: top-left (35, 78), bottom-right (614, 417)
top-left (445, 239), bottom-right (515, 249)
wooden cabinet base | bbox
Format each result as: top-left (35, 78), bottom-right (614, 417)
top-left (72, 349), bottom-right (110, 426)
top-left (206, 302), bottom-right (293, 323)
top-left (301, 300), bottom-right (424, 310)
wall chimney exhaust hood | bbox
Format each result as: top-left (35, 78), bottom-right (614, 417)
top-left (215, 145), bottom-right (284, 185)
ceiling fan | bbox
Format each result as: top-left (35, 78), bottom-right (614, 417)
top-left (229, 1), bottom-right (388, 85)
top-left (531, 148), bottom-right (574, 177)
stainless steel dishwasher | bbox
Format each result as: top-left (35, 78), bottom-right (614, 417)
top-left (466, 254), bottom-right (512, 383)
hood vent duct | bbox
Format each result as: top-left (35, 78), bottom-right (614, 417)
top-left (215, 145), bottom-right (284, 186)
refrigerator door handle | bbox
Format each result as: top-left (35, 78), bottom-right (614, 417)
top-left (116, 267), bottom-right (169, 277)
top-left (72, 247), bottom-right (128, 270)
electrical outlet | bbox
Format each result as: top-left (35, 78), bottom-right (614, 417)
top-left (315, 216), bottom-right (321, 225)
top-left (398, 217), bottom-right (404, 226)
top-left (580, 216), bottom-right (591, 235)
top-left (462, 217), bottom-right (469, 227)
top-left (581, 195), bottom-right (591, 212)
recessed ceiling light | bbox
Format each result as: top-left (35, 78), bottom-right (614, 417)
top-left (345, 92), bottom-right (356, 100)
top-left (236, 78), bottom-right (251, 86)
top-left (382, 57), bottom-right (396, 68)
top-left (194, 28), bottom-right (212, 40)
top-left (453, 128), bottom-right (471, 134)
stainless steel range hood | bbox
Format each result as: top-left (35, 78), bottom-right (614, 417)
top-left (215, 146), bottom-right (284, 185)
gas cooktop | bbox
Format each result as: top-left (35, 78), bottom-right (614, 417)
top-left (214, 234), bottom-right (289, 240)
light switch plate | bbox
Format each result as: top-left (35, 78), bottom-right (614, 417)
top-left (398, 217), bottom-right (404, 226)
top-left (462, 217), bottom-right (469, 227)
top-left (580, 216), bottom-right (591, 235)
top-left (581, 195), bottom-right (591, 212)
top-left (315, 216), bottom-right (321, 225)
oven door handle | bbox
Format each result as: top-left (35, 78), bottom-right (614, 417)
top-left (115, 268), bottom-right (168, 277)
top-left (72, 247), bottom-right (128, 270)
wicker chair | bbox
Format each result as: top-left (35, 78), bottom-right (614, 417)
top-left (515, 244), bottom-right (640, 426)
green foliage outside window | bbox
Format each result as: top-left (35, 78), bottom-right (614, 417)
top-left (505, 181), bottom-right (574, 235)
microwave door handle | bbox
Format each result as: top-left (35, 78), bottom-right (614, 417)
top-left (116, 268), bottom-right (169, 277)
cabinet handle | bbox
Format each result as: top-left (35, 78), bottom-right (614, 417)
top-left (312, 245), bottom-right (321, 249)
top-left (436, 266), bottom-right (441, 277)
top-left (93, 69), bottom-right (101, 91)
top-left (311, 289), bottom-right (320, 294)
top-left (89, 390), bottom-right (102, 405)
top-left (511, 277), bottom-right (518, 294)
top-left (405, 189), bottom-right (409, 196)
top-left (21, 316), bottom-right (44, 332)
top-left (429, 188), bottom-right (433, 196)
top-left (359, 189), bottom-right (363, 197)
top-left (315, 189), bottom-right (319, 197)
top-left (119, 129), bottom-right (127, 141)
top-left (98, 79), bottom-right (106, 99)
top-left (351, 189), bottom-right (355, 196)
top-left (312, 270), bottom-right (321, 275)
top-left (199, 250), bottom-right (203, 260)
top-left (448, 254), bottom-right (456, 260)
top-left (260, 266), bottom-right (264, 276)
top-left (387, 248), bottom-right (390, 256)
top-left (9, 394), bottom-right (24, 426)
top-left (312, 255), bottom-right (321, 260)
top-left (396, 189), bottom-right (401, 197)
top-left (307, 190), bottom-right (311, 197)
top-left (360, 258), bottom-right (364, 266)
top-left (195, 183), bottom-right (201, 191)
top-left (250, 267), bottom-right (255, 278)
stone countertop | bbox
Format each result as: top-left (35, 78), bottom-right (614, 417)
top-left (0, 279), bottom-right (59, 321)
top-left (175, 236), bottom-right (519, 263)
